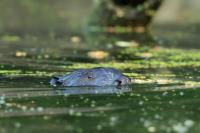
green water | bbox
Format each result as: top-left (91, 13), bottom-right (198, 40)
top-left (0, 0), bottom-right (200, 133)
top-left (1, 40), bottom-right (200, 133)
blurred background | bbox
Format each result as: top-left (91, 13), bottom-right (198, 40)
top-left (0, 0), bottom-right (199, 59)
top-left (0, 0), bottom-right (199, 46)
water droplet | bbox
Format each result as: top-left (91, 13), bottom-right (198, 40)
top-left (139, 101), bottom-right (144, 105)
top-left (37, 107), bottom-right (44, 112)
top-left (109, 116), bottom-right (118, 126)
top-left (0, 98), bottom-right (5, 105)
top-left (14, 122), bottom-right (21, 128)
top-left (75, 112), bottom-right (82, 117)
top-left (69, 109), bottom-right (75, 115)
top-left (21, 106), bottom-right (27, 111)
top-left (184, 120), bottom-right (194, 127)
top-left (96, 124), bottom-right (103, 130)
top-left (148, 126), bottom-right (156, 132)
top-left (179, 92), bottom-right (184, 96)
top-left (162, 91), bottom-right (168, 96)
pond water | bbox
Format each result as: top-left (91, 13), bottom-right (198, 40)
top-left (0, 0), bottom-right (200, 133)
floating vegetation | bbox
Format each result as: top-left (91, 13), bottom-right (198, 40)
top-left (15, 51), bottom-right (27, 57)
top-left (0, 35), bottom-right (21, 43)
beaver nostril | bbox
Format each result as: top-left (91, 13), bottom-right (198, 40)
top-left (55, 80), bottom-right (62, 85)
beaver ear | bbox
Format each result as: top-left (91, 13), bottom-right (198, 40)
top-left (50, 76), bottom-right (62, 86)
top-left (85, 72), bottom-right (95, 79)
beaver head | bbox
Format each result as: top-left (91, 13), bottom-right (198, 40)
top-left (50, 67), bottom-right (131, 87)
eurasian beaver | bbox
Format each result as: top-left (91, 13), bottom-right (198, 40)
top-left (50, 67), bottom-right (131, 87)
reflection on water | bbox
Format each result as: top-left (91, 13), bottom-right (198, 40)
top-left (0, 86), bottom-right (132, 98)
top-left (1, 83), bottom-right (200, 99)
top-left (53, 86), bottom-right (132, 95)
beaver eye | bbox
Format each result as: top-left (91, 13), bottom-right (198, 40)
top-left (115, 80), bottom-right (122, 86)
top-left (87, 76), bottom-right (93, 79)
